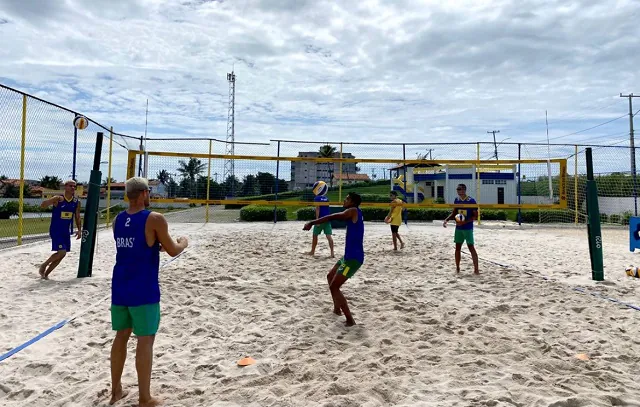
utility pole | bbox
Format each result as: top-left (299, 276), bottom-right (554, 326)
top-left (225, 71), bottom-right (236, 197)
top-left (487, 130), bottom-right (500, 160)
top-left (621, 93), bottom-right (640, 215)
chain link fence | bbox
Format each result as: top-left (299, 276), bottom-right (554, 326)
top-left (2, 83), bottom-right (638, 249)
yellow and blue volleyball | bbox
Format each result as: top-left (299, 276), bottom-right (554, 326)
top-left (625, 266), bottom-right (640, 278)
top-left (312, 180), bottom-right (328, 196)
top-left (455, 213), bottom-right (465, 223)
top-left (73, 115), bottom-right (89, 130)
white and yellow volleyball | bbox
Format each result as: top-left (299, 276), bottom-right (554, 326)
top-left (73, 115), bottom-right (89, 130)
top-left (625, 266), bottom-right (640, 278)
top-left (455, 213), bottom-right (465, 223)
top-left (312, 180), bottom-right (328, 196)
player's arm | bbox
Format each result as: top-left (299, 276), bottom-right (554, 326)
top-left (149, 212), bottom-right (188, 257)
top-left (443, 208), bottom-right (457, 223)
top-left (304, 207), bottom-right (357, 229)
top-left (74, 200), bottom-right (82, 238)
top-left (75, 200), bottom-right (82, 228)
top-left (40, 196), bottom-right (61, 209)
top-left (315, 205), bottom-right (320, 219)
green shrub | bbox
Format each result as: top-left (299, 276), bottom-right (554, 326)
top-left (240, 205), bottom-right (287, 222)
top-left (622, 211), bottom-right (633, 225)
top-left (405, 208), bottom-right (449, 221)
top-left (478, 210), bottom-right (508, 221)
top-left (600, 213), bottom-right (609, 223)
top-left (296, 207), bottom-right (316, 221)
top-left (360, 207), bottom-right (388, 221)
top-left (518, 210), bottom-right (573, 223)
top-left (609, 214), bottom-right (622, 224)
top-left (359, 194), bottom-right (390, 203)
top-left (0, 201), bottom-right (19, 219)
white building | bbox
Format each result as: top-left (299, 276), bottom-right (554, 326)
top-left (390, 164), bottom-right (518, 204)
top-left (290, 151), bottom-right (357, 190)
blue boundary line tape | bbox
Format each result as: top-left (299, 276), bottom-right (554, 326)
top-left (0, 245), bottom-right (194, 363)
top-left (462, 250), bottom-right (640, 313)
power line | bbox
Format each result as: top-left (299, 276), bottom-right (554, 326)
top-left (532, 114), bottom-right (628, 143)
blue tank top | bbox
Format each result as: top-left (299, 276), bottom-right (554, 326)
top-left (344, 208), bottom-right (364, 264)
top-left (111, 210), bottom-right (161, 307)
top-left (315, 195), bottom-right (330, 218)
top-left (50, 196), bottom-right (78, 234)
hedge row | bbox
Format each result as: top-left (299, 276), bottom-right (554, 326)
top-left (293, 207), bottom-right (508, 222)
top-left (239, 205), bottom-right (287, 222)
top-left (238, 205), bottom-right (632, 225)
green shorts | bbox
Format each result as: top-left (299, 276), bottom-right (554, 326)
top-left (454, 229), bottom-right (474, 245)
top-left (313, 223), bottom-right (332, 236)
top-left (110, 303), bottom-right (160, 336)
top-left (334, 258), bottom-right (362, 279)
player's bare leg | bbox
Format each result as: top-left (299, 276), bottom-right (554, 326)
top-left (326, 235), bottom-right (335, 258)
top-left (327, 265), bottom-right (340, 315)
top-left (330, 274), bottom-right (355, 326)
top-left (306, 235), bottom-right (318, 256)
top-left (44, 251), bottom-right (66, 279)
top-left (110, 328), bottom-right (131, 405)
top-left (468, 244), bottom-right (479, 274)
top-left (455, 243), bottom-right (462, 273)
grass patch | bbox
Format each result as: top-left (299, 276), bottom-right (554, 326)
top-left (0, 206), bottom-right (181, 239)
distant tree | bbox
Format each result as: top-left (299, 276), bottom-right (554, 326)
top-left (156, 170), bottom-right (171, 185)
top-left (102, 177), bottom-right (117, 186)
top-left (40, 175), bottom-right (62, 190)
top-left (177, 158), bottom-right (207, 184)
top-left (319, 144), bottom-right (337, 187)
top-left (242, 174), bottom-right (260, 196)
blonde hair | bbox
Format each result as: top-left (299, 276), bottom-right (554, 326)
top-left (64, 179), bottom-right (76, 186)
top-left (126, 177), bottom-right (149, 200)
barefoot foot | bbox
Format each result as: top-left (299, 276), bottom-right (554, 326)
top-left (333, 308), bottom-right (342, 316)
top-left (109, 385), bottom-right (128, 405)
top-left (38, 265), bottom-right (46, 279)
top-left (139, 397), bottom-right (162, 407)
top-left (345, 319), bottom-right (356, 327)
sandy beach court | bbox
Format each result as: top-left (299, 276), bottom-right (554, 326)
top-left (1, 221), bottom-right (640, 406)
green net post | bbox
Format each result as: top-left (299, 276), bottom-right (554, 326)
top-left (78, 132), bottom-right (104, 278)
top-left (585, 148), bottom-right (604, 281)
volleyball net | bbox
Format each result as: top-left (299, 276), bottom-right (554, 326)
top-left (125, 145), bottom-right (569, 223)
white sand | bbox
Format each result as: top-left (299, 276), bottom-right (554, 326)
top-left (2, 221), bottom-right (640, 407)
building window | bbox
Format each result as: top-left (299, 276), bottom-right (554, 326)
top-left (495, 180), bottom-right (507, 185)
top-left (482, 180), bottom-right (494, 184)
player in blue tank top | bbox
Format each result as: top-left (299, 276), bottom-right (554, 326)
top-left (443, 183), bottom-right (479, 274)
top-left (306, 193), bottom-right (335, 257)
top-left (304, 192), bottom-right (364, 326)
top-left (38, 179), bottom-right (82, 279)
top-left (108, 177), bottom-right (188, 407)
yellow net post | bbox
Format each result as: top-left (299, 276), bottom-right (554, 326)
top-left (107, 127), bottom-right (113, 227)
top-left (476, 142), bottom-right (481, 225)
top-left (339, 142), bottom-right (343, 202)
top-left (574, 145), bottom-right (578, 224)
top-left (17, 95), bottom-right (28, 244)
top-left (206, 139), bottom-right (212, 223)
top-left (17, 95), bottom-right (27, 245)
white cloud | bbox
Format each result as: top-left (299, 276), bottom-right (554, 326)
top-left (0, 0), bottom-right (638, 183)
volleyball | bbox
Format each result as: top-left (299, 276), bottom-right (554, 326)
top-left (625, 266), bottom-right (640, 278)
top-left (73, 115), bottom-right (89, 130)
top-left (312, 180), bottom-right (328, 196)
top-left (455, 213), bottom-right (465, 223)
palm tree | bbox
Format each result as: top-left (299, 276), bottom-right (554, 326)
top-left (318, 144), bottom-right (337, 187)
top-left (40, 175), bottom-right (62, 190)
top-left (177, 158), bottom-right (207, 182)
top-left (177, 158), bottom-right (207, 196)
top-left (102, 177), bottom-right (117, 186)
top-left (156, 169), bottom-right (170, 185)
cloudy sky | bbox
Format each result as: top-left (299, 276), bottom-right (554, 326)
top-left (0, 0), bottom-right (638, 181)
